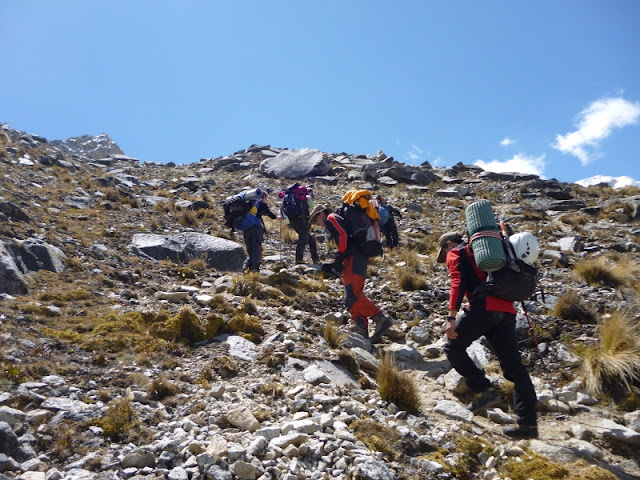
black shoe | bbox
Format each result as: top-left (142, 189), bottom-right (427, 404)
top-left (466, 387), bottom-right (501, 413)
top-left (370, 315), bottom-right (393, 343)
top-left (353, 317), bottom-right (369, 339)
top-left (502, 424), bottom-right (539, 439)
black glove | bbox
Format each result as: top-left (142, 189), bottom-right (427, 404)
top-left (321, 255), bottom-right (344, 277)
top-left (321, 263), bottom-right (340, 277)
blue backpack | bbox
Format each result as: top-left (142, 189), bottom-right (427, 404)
top-left (377, 206), bottom-right (390, 226)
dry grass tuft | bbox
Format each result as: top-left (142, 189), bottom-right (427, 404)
top-left (552, 291), bottom-right (598, 324)
top-left (397, 271), bottom-right (430, 291)
top-left (258, 381), bottom-right (285, 398)
top-left (376, 352), bottom-right (420, 414)
top-left (500, 456), bottom-right (617, 480)
top-left (148, 376), bottom-right (179, 399)
top-left (350, 419), bottom-right (403, 460)
top-left (179, 210), bottom-right (200, 228)
top-left (579, 310), bottom-right (640, 403)
top-left (573, 256), bottom-right (624, 288)
top-left (323, 321), bottom-right (346, 348)
top-left (94, 396), bottom-right (138, 438)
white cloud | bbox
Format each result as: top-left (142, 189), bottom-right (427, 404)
top-left (500, 136), bottom-right (515, 147)
top-left (474, 153), bottom-right (546, 177)
top-left (553, 96), bottom-right (640, 165)
top-left (406, 145), bottom-right (423, 162)
top-left (575, 175), bottom-right (640, 189)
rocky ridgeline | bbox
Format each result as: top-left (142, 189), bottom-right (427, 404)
top-left (1, 122), bottom-right (640, 480)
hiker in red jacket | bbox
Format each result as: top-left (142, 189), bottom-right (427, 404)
top-left (437, 231), bottom-right (538, 439)
top-left (310, 203), bottom-right (392, 343)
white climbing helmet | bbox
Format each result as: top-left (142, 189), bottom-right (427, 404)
top-left (509, 232), bottom-right (539, 264)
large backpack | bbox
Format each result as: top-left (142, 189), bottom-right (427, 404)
top-left (377, 205), bottom-right (390, 226)
top-left (473, 234), bottom-right (538, 302)
top-left (279, 183), bottom-right (310, 221)
top-left (222, 188), bottom-right (262, 229)
top-left (338, 201), bottom-right (383, 258)
top-left (222, 194), bottom-right (251, 228)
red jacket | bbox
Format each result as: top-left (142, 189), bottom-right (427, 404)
top-left (446, 244), bottom-right (516, 314)
top-left (324, 212), bottom-right (350, 255)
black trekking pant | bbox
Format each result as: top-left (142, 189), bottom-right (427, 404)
top-left (443, 310), bottom-right (537, 426)
top-left (243, 225), bottom-right (263, 271)
top-left (381, 217), bottom-right (399, 248)
top-left (290, 218), bottom-right (319, 264)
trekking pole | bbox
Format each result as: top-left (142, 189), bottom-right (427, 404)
top-left (520, 300), bottom-right (569, 419)
top-left (279, 217), bottom-right (283, 261)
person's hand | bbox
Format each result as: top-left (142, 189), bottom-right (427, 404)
top-left (445, 318), bottom-right (458, 339)
top-left (321, 262), bottom-right (342, 277)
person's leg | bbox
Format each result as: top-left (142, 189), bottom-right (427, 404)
top-left (485, 312), bottom-right (538, 426)
top-left (342, 253), bottom-right (382, 326)
top-left (443, 310), bottom-right (495, 393)
top-left (245, 226), bottom-right (263, 271)
top-left (291, 220), bottom-right (307, 263)
top-left (388, 218), bottom-right (399, 247)
top-left (306, 222), bottom-right (320, 263)
top-left (381, 223), bottom-right (392, 247)
top-left (242, 229), bottom-right (252, 270)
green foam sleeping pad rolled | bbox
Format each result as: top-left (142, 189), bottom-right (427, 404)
top-left (472, 236), bottom-right (506, 272)
top-left (466, 199), bottom-right (498, 237)
top-left (465, 200), bottom-right (506, 272)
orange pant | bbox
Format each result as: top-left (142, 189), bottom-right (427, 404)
top-left (342, 252), bottom-right (381, 325)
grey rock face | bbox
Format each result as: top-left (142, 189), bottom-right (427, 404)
top-left (7, 240), bottom-right (66, 275)
top-left (259, 148), bottom-right (331, 179)
top-left (0, 241), bottom-right (28, 295)
top-left (51, 133), bottom-right (124, 160)
top-left (130, 233), bottom-right (245, 271)
top-left (0, 422), bottom-right (19, 456)
top-left (0, 202), bottom-right (30, 223)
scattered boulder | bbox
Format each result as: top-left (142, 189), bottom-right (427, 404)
top-left (0, 202), bottom-right (30, 223)
top-left (130, 233), bottom-right (245, 271)
top-left (259, 148), bottom-right (331, 179)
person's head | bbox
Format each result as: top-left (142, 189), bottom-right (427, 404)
top-left (436, 232), bottom-right (464, 263)
top-left (309, 204), bottom-right (329, 226)
top-left (377, 195), bottom-right (386, 204)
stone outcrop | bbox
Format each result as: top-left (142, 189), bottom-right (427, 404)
top-left (130, 233), bottom-right (245, 271)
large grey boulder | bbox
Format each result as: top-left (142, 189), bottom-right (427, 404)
top-left (0, 241), bottom-right (28, 295)
top-left (0, 202), bottom-right (30, 223)
top-left (8, 240), bottom-right (66, 274)
top-left (130, 233), bottom-right (245, 271)
top-left (0, 239), bottom-right (66, 295)
top-left (259, 148), bottom-right (331, 179)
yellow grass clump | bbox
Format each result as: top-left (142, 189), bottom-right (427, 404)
top-left (579, 310), bottom-right (640, 403)
top-left (376, 352), bottom-right (420, 414)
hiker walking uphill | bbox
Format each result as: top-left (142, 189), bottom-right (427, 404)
top-left (376, 195), bottom-right (403, 249)
top-left (310, 190), bottom-right (393, 343)
top-left (223, 188), bottom-right (276, 272)
top-left (437, 231), bottom-right (539, 439)
top-left (278, 183), bottom-right (319, 265)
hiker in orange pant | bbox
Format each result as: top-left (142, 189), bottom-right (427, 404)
top-left (310, 203), bottom-right (392, 342)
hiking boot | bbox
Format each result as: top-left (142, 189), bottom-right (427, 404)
top-left (466, 387), bottom-right (501, 413)
top-left (353, 317), bottom-right (369, 339)
top-left (370, 314), bottom-right (393, 343)
top-left (502, 424), bottom-right (539, 439)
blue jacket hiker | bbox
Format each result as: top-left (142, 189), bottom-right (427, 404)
top-left (226, 188), bottom-right (277, 272)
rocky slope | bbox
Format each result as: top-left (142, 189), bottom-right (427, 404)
top-left (1, 122), bottom-right (640, 480)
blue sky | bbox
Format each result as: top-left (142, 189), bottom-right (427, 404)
top-left (2, 1), bottom-right (640, 185)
